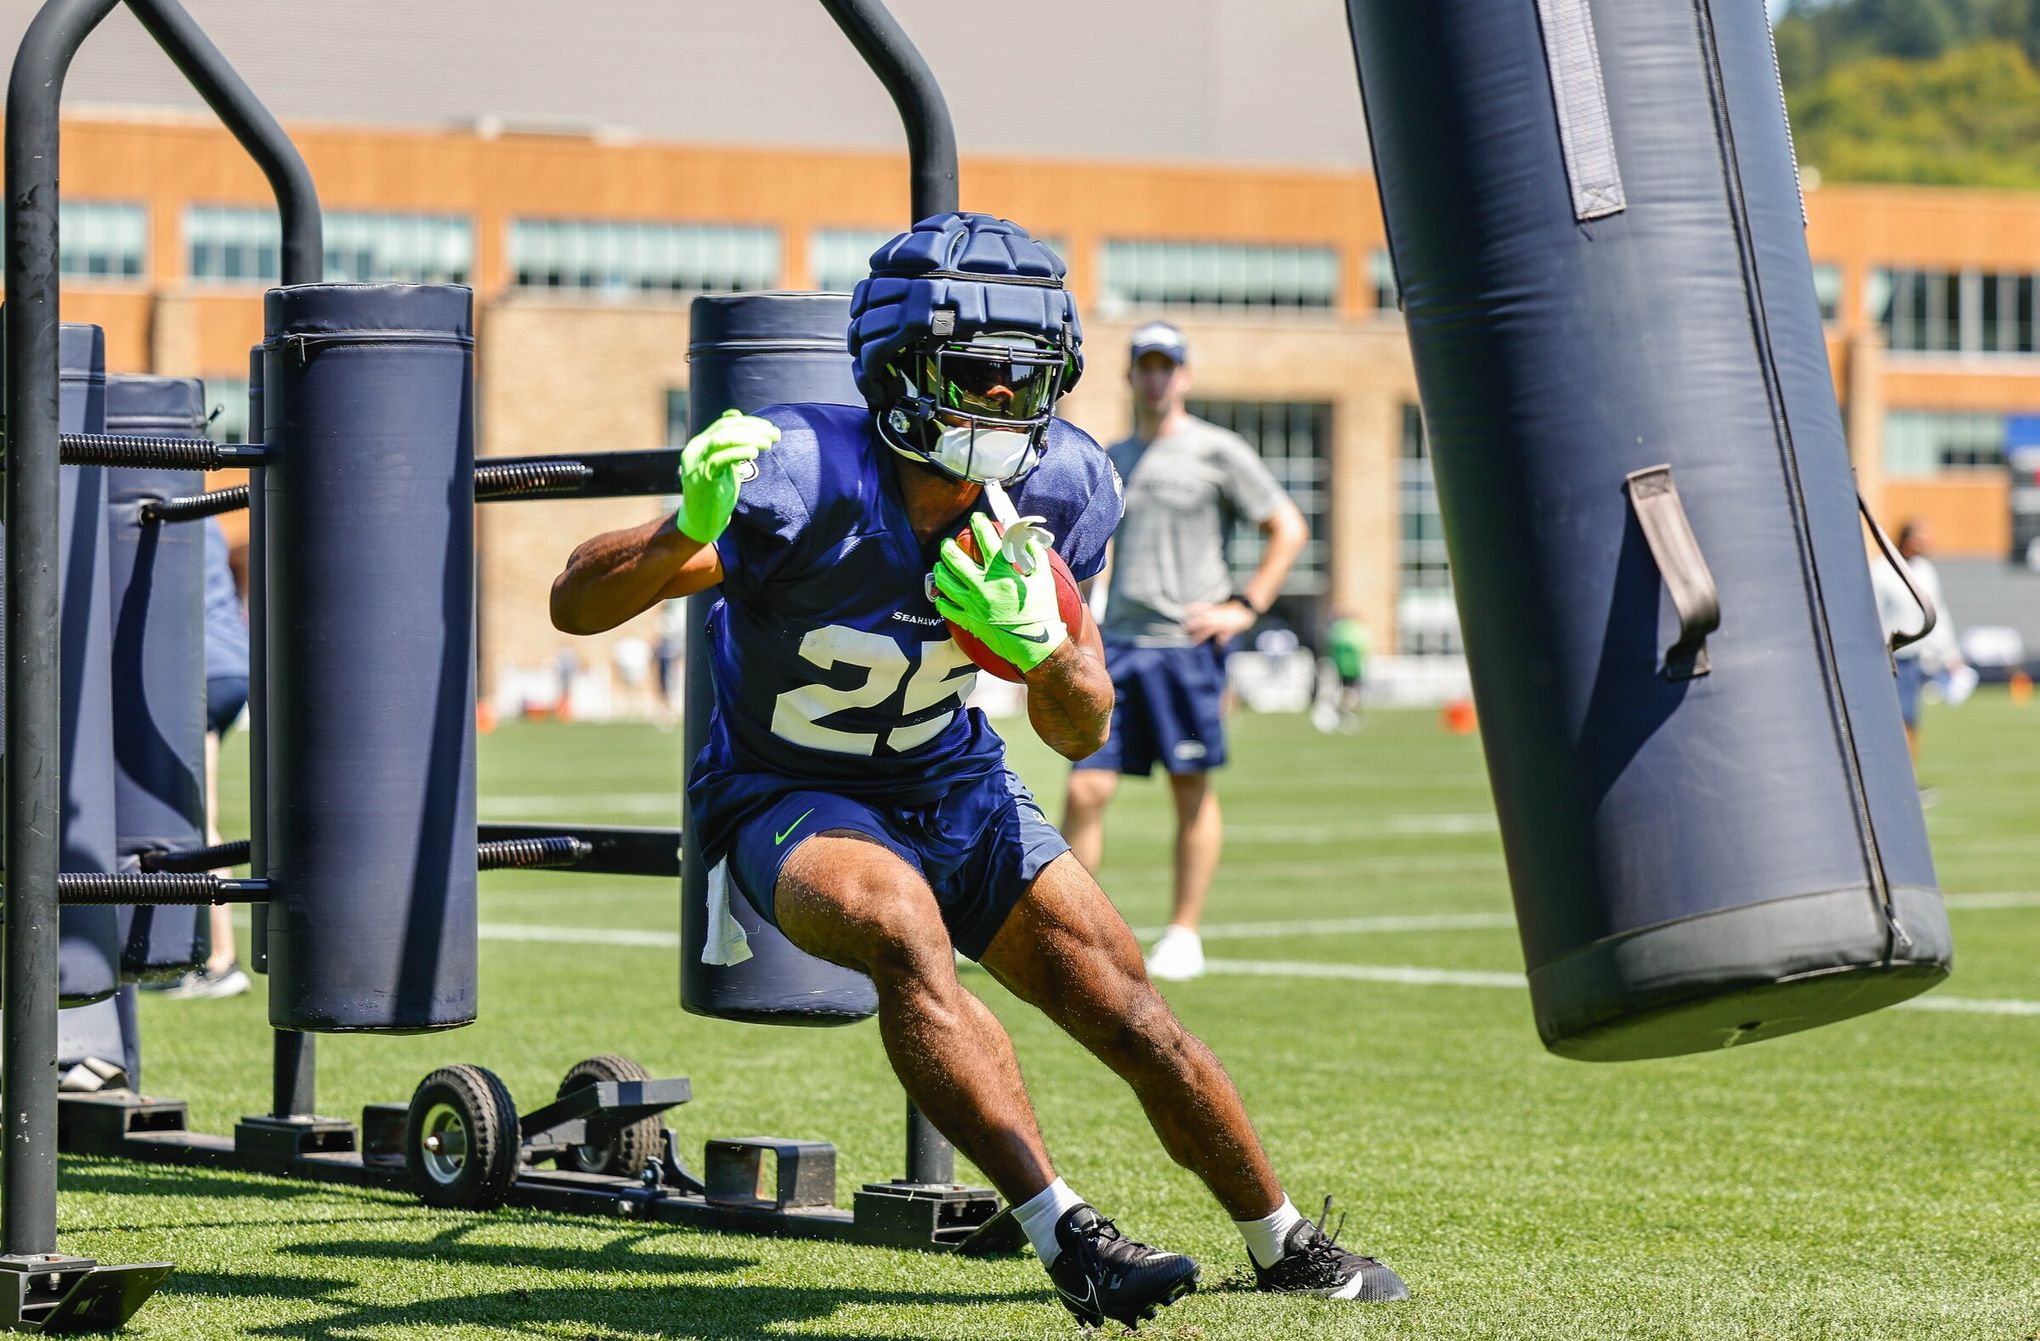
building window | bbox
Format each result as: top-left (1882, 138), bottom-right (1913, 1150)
top-left (1868, 266), bottom-right (2040, 355)
top-left (665, 389), bottom-right (690, 444)
top-left (1398, 404), bottom-right (1462, 657)
top-left (1884, 409), bottom-right (2007, 477)
top-left (204, 377), bottom-right (251, 444)
top-left (1369, 248), bottom-right (1399, 314)
top-left (1099, 240), bottom-right (1339, 312)
top-left (1185, 399), bottom-right (1329, 600)
top-left (812, 229), bottom-right (896, 293)
top-left (59, 201), bottom-right (146, 279)
top-left (1811, 262), bottom-right (1841, 324)
top-left (812, 227), bottom-right (1070, 294)
top-left (186, 205), bottom-right (472, 285)
top-left (324, 212), bottom-right (473, 284)
top-left (186, 205), bottom-right (279, 283)
top-left (509, 219), bottom-right (778, 294)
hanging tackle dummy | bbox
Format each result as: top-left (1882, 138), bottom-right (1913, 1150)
top-left (1345, 0), bottom-right (1950, 1058)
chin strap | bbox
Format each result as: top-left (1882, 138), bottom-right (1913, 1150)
top-left (981, 480), bottom-right (1054, 577)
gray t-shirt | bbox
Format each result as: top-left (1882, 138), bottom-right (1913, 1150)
top-left (1102, 416), bottom-right (1287, 646)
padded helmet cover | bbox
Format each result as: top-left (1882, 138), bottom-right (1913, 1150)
top-left (848, 212), bottom-right (1084, 404)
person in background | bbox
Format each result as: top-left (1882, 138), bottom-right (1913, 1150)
top-left (1061, 321), bottom-right (1309, 982)
top-left (654, 598), bottom-right (686, 728)
top-left (1873, 518), bottom-right (1966, 772)
top-left (1313, 612), bottom-right (1369, 734)
top-left (611, 633), bottom-right (654, 718)
top-left (158, 517), bottom-right (251, 999)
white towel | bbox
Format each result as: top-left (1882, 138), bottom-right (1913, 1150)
top-left (701, 857), bottom-right (753, 966)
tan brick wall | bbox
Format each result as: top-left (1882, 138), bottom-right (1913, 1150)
top-left (477, 298), bottom-right (691, 700)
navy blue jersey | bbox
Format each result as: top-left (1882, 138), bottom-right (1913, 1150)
top-left (689, 403), bottom-right (1121, 857)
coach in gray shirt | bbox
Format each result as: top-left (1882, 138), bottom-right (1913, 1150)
top-left (1062, 321), bottom-right (1309, 981)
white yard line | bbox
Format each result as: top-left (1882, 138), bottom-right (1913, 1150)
top-left (1943, 891), bottom-right (2040, 910)
top-left (475, 924), bottom-right (2040, 1018)
top-left (481, 794), bottom-right (683, 819)
top-left (1129, 913), bottom-right (1516, 940)
top-left (1897, 995), bottom-right (2040, 1017)
top-left (479, 923), bottom-right (680, 948)
top-left (1201, 959), bottom-right (1525, 989)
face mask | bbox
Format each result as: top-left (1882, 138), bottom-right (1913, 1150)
top-left (927, 421), bottom-right (1038, 484)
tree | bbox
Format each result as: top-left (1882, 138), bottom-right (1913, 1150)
top-left (1788, 40), bottom-right (2040, 188)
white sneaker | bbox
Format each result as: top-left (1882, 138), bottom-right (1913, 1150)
top-left (1145, 927), bottom-right (1205, 982)
top-left (156, 963), bottom-right (251, 1000)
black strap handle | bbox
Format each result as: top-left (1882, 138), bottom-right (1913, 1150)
top-left (1859, 493), bottom-right (1937, 654)
top-left (1626, 465), bottom-right (1721, 680)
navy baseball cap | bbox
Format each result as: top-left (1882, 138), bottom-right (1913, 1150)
top-left (1129, 321), bottom-right (1188, 365)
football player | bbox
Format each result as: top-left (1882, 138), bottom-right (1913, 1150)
top-left (551, 213), bottom-right (1407, 1325)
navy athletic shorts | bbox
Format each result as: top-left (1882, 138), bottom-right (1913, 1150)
top-left (1074, 638), bottom-right (1229, 776)
top-left (206, 675), bottom-right (249, 739)
top-left (724, 766), bottom-right (1068, 961)
top-left (1895, 657), bottom-right (1925, 729)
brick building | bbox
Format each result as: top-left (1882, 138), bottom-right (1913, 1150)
top-left (13, 0), bottom-right (2040, 697)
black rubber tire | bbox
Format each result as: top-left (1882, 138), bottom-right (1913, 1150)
top-left (552, 1053), bottom-right (664, 1178)
top-left (405, 1064), bottom-right (521, 1210)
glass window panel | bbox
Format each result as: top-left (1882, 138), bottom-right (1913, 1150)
top-left (1186, 398), bottom-right (1329, 600)
top-left (666, 388), bottom-right (691, 445)
top-left (1811, 262), bottom-right (1841, 324)
top-left (1396, 405), bottom-right (1461, 652)
top-left (204, 377), bottom-right (250, 444)
top-left (507, 219), bottom-right (782, 295)
top-left (1885, 409), bottom-right (2008, 475)
top-left (58, 201), bottom-right (146, 280)
top-left (1242, 246), bottom-right (1274, 303)
top-left (1865, 267), bottom-right (1894, 330)
top-left (1302, 247), bottom-right (1340, 306)
top-left (1135, 241), bottom-right (1162, 300)
top-left (1214, 247), bottom-right (1248, 305)
top-left (189, 205), bottom-right (466, 285)
top-left (1100, 239), bottom-right (1339, 311)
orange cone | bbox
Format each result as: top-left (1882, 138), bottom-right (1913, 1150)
top-left (2012, 670), bottom-right (2033, 706)
top-left (1442, 698), bottom-right (1477, 734)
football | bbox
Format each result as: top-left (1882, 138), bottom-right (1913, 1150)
top-left (946, 520), bottom-right (1088, 683)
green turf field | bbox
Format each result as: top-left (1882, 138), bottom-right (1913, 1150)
top-left (72, 693), bottom-right (2040, 1339)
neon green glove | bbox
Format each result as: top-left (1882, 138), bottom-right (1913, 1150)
top-left (677, 408), bottom-right (779, 544)
top-left (932, 514), bottom-right (1068, 673)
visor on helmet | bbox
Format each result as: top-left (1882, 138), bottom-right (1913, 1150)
top-left (917, 333), bottom-right (1065, 426)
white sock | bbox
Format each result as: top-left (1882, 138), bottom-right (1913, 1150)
top-left (1014, 1177), bottom-right (1088, 1266)
top-left (1236, 1196), bottom-right (1305, 1269)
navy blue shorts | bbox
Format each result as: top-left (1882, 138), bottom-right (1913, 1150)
top-left (206, 675), bottom-right (249, 739)
top-left (1895, 657), bottom-right (1925, 729)
top-left (1075, 639), bottom-right (1229, 776)
top-left (724, 766), bottom-right (1069, 961)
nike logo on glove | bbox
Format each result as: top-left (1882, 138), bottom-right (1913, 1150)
top-left (1011, 628), bottom-right (1052, 644)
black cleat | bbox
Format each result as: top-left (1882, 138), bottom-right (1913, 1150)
top-left (1045, 1204), bottom-right (1199, 1328)
top-left (1253, 1198), bottom-right (1409, 1302)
